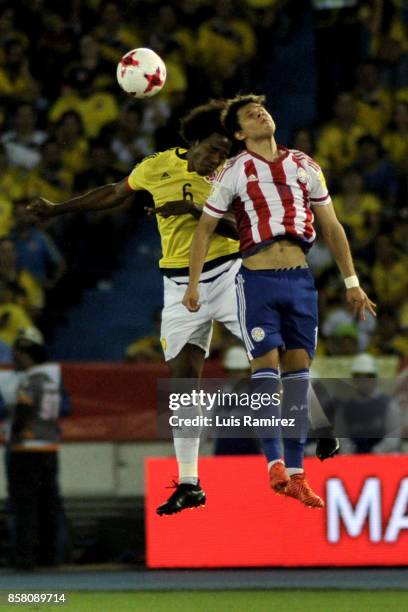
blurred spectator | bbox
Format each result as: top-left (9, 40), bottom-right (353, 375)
top-left (49, 67), bottom-right (119, 139)
top-left (0, 279), bottom-right (33, 347)
top-left (335, 353), bottom-right (401, 454)
top-left (148, 4), bottom-right (196, 63)
top-left (0, 8), bottom-right (28, 61)
top-left (354, 59), bottom-right (392, 135)
top-left (2, 327), bottom-right (71, 570)
top-left (92, 1), bottom-right (141, 65)
top-left (369, 308), bottom-right (408, 359)
top-left (106, 107), bottom-right (153, 172)
top-left (214, 345), bottom-right (260, 456)
top-left (196, 0), bottom-right (256, 95)
top-left (53, 111), bottom-right (89, 176)
top-left (316, 92), bottom-right (366, 178)
top-left (66, 34), bottom-right (114, 93)
top-left (383, 101), bottom-right (408, 172)
top-left (0, 192), bottom-right (13, 241)
top-left (25, 140), bottom-right (73, 203)
top-left (354, 134), bottom-right (398, 204)
top-left (371, 235), bottom-right (408, 308)
top-left (324, 323), bottom-right (359, 357)
top-left (158, 41), bottom-right (188, 109)
top-left (35, 11), bottom-right (78, 99)
top-left (74, 138), bottom-right (122, 191)
top-left (0, 238), bottom-right (44, 321)
top-left (332, 169), bottom-right (381, 249)
top-left (0, 39), bottom-right (39, 103)
top-left (392, 209), bottom-right (408, 257)
top-left (291, 127), bottom-right (316, 158)
top-left (0, 143), bottom-right (28, 204)
top-left (11, 200), bottom-right (66, 290)
top-left (125, 309), bottom-right (162, 363)
top-left (1, 103), bottom-right (47, 171)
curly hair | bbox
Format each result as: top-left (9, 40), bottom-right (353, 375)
top-left (221, 93), bottom-right (266, 140)
top-left (179, 99), bottom-right (227, 145)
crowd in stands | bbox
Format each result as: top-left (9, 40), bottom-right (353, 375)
top-left (0, 0), bottom-right (405, 367)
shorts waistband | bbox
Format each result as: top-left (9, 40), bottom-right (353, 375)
top-left (170, 259), bottom-right (238, 285)
top-left (239, 263), bottom-right (311, 278)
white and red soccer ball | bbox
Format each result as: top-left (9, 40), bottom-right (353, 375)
top-left (116, 48), bottom-right (166, 98)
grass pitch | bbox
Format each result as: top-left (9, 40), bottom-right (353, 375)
top-left (4, 590), bottom-right (408, 612)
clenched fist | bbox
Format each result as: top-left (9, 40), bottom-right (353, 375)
top-left (182, 286), bottom-right (201, 312)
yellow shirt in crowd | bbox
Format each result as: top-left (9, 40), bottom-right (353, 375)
top-left (0, 303), bottom-right (33, 346)
top-left (333, 193), bottom-right (381, 243)
top-left (49, 92), bottom-right (119, 139)
top-left (372, 258), bottom-right (408, 306)
top-left (316, 122), bottom-right (366, 173)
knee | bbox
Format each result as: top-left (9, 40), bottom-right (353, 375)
top-left (169, 345), bottom-right (205, 378)
top-left (281, 349), bottom-right (311, 373)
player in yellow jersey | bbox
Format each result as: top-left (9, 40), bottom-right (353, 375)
top-left (28, 101), bottom-right (242, 515)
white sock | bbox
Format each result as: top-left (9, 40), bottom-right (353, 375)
top-left (173, 437), bottom-right (199, 485)
top-left (287, 467), bottom-right (304, 476)
top-left (268, 459), bottom-right (284, 472)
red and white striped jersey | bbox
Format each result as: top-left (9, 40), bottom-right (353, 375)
top-left (203, 146), bottom-right (331, 257)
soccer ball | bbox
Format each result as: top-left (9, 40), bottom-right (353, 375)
top-left (116, 48), bottom-right (166, 99)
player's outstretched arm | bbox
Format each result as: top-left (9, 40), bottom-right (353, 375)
top-left (183, 212), bottom-right (220, 312)
top-left (27, 179), bottom-right (135, 218)
top-left (314, 202), bottom-right (376, 321)
top-left (148, 200), bottom-right (239, 240)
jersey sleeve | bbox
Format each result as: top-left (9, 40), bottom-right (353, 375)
top-left (307, 160), bottom-right (331, 207)
top-left (127, 155), bottom-right (155, 191)
top-left (203, 163), bottom-right (236, 219)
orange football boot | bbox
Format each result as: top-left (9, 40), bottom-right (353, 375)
top-left (284, 473), bottom-right (324, 508)
top-left (269, 461), bottom-right (290, 494)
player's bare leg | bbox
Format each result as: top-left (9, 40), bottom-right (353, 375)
top-left (157, 344), bottom-right (207, 516)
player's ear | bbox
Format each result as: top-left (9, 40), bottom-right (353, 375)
top-left (234, 129), bottom-right (246, 142)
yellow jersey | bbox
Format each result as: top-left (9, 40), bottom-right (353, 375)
top-left (127, 148), bottom-right (239, 270)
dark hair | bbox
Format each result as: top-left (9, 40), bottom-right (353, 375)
top-left (221, 93), bottom-right (266, 139)
top-left (55, 110), bottom-right (85, 134)
top-left (357, 134), bottom-right (384, 155)
top-left (179, 100), bottom-right (227, 145)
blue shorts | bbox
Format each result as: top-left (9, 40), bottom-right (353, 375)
top-left (235, 266), bottom-right (318, 359)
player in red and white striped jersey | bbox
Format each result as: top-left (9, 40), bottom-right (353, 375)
top-left (206, 145), bottom-right (330, 256)
top-left (183, 94), bottom-right (376, 509)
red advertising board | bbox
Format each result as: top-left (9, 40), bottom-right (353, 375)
top-left (146, 455), bottom-right (408, 567)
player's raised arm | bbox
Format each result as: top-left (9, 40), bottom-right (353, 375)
top-left (27, 178), bottom-right (137, 218)
top-left (182, 212), bottom-right (220, 312)
top-left (313, 202), bottom-right (376, 320)
top-left (150, 200), bottom-right (238, 240)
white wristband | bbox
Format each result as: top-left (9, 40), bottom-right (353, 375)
top-left (344, 275), bottom-right (359, 289)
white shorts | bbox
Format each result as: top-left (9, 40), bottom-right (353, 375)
top-left (160, 259), bottom-right (242, 361)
